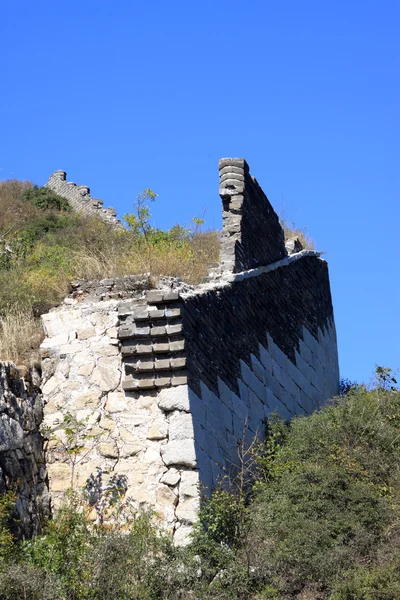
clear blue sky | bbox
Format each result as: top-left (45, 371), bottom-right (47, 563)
top-left (1, 1), bottom-right (399, 384)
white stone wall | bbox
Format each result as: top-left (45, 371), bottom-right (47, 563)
top-left (41, 295), bottom-right (339, 545)
top-left (41, 299), bottom-right (199, 544)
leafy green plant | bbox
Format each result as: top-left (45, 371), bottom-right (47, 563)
top-left (21, 185), bottom-right (71, 212)
top-left (46, 411), bottom-right (102, 490)
top-left (0, 492), bottom-right (16, 564)
top-left (123, 188), bottom-right (158, 239)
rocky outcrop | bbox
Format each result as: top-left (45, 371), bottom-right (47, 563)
top-left (0, 362), bottom-right (50, 537)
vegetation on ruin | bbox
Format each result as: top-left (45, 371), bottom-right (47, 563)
top-left (0, 369), bottom-right (399, 599)
top-left (279, 217), bottom-right (314, 251)
top-left (0, 180), bottom-right (219, 364)
top-left (0, 179), bottom-right (316, 365)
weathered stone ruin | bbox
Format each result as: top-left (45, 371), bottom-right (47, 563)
top-left (1, 159), bottom-right (339, 543)
top-left (45, 170), bottom-right (121, 227)
top-left (0, 363), bottom-right (50, 537)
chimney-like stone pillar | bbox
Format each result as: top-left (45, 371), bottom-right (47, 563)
top-left (219, 158), bottom-right (287, 273)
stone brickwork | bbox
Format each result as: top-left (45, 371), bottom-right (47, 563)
top-left (0, 362), bottom-right (50, 537)
top-left (45, 170), bottom-right (121, 227)
top-left (219, 158), bottom-right (287, 272)
top-left (36, 158), bottom-right (339, 543)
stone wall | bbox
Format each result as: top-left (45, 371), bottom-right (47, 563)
top-left (45, 170), bottom-right (121, 227)
top-left (39, 158), bottom-right (340, 543)
top-left (0, 362), bottom-right (50, 537)
top-left (219, 158), bottom-right (287, 272)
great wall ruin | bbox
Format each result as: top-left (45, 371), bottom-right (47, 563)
top-left (0, 159), bottom-right (339, 542)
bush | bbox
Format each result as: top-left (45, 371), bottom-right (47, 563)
top-left (0, 378), bottom-right (399, 599)
top-left (21, 185), bottom-right (71, 212)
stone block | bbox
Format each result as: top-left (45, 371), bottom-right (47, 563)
top-left (91, 358), bottom-right (121, 392)
top-left (258, 343), bottom-right (273, 374)
top-left (250, 354), bottom-right (266, 384)
top-left (146, 290), bottom-right (164, 303)
top-left (135, 340), bottom-right (153, 354)
top-left (154, 376), bottom-right (171, 388)
top-left (169, 411), bottom-right (194, 441)
top-left (157, 386), bottom-right (191, 412)
top-left (151, 326), bottom-right (166, 336)
top-left (240, 360), bottom-right (266, 402)
top-left (169, 340), bottom-right (185, 352)
top-left (176, 497), bottom-right (199, 524)
top-left (156, 484), bottom-right (178, 507)
top-left (218, 377), bottom-right (233, 411)
top-left (98, 441), bottom-right (119, 458)
top-left (160, 468), bottom-right (181, 486)
top-left (162, 291), bottom-right (180, 302)
top-left (172, 373), bottom-right (188, 386)
top-left (171, 357), bottom-right (186, 369)
top-left (153, 341), bottom-right (169, 353)
top-left (161, 439), bottom-right (196, 467)
top-left (155, 358), bottom-right (170, 370)
top-left (231, 387), bottom-right (249, 422)
top-left (122, 376), bottom-right (155, 391)
top-left (106, 391), bottom-right (127, 413)
top-left (165, 308), bottom-right (181, 318)
top-left (166, 323), bottom-right (183, 335)
top-left (179, 470), bottom-right (199, 498)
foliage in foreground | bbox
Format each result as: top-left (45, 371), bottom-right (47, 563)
top-left (0, 373), bottom-right (400, 599)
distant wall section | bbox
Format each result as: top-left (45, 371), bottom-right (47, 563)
top-left (45, 170), bottom-right (121, 227)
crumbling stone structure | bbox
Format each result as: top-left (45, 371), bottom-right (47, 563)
top-left (39, 158), bottom-right (339, 544)
top-left (45, 170), bottom-right (121, 227)
top-left (0, 363), bottom-right (50, 537)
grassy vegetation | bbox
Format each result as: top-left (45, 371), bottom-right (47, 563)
top-left (280, 217), bottom-right (315, 250)
top-left (0, 179), bottom-right (316, 365)
top-left (0, 372), bottom-right (399, 599)
top-left (0, 181), bottom-right (219, 364)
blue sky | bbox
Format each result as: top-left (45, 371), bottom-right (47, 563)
top-left (1, 0), bottom-right (399, 384)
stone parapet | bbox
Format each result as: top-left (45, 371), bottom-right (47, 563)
top-left (219, 158), bottom-right (287, 273)
top-left (45, 170), bottom-right (121, 227)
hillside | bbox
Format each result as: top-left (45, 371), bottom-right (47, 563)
top-left (0, 180), bottom-right (219, 364)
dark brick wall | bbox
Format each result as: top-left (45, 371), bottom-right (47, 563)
top-left (182, 255), bottom-right (334, 397)
top-left (219, 158), bottom-right (287, 272)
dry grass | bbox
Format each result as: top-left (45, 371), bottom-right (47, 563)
top-left (280, 218), bottom-right (315, 250)
top-left (0, 310), bottom-right (44, 366)
top-left (72, 231), bottom-right (220, 285)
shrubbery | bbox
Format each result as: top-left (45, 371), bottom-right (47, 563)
top-left (0, 375), bottom-right (399, 599)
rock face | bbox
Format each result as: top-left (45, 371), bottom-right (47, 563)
top-left (38, 158), bottom-right (340, 544)
top-left (0, 362), bottom-right (50, 537)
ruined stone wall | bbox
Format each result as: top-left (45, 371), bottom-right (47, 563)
top-left (219, 158), bottom-right (287, 272)
top-left (45, 170), bottom-right (121, 227)
top-left (0, 363), bottom-right (50, 537)
top-left (39, 158), bottom-right (339, 543)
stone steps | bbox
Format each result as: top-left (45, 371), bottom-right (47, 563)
top-left (118, 290), bottom-right (188, 391)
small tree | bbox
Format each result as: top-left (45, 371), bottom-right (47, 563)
top-left (123, 188), bottom-right (157, 240)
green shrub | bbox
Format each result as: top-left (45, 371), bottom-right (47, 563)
top-left (21, 185), bottom-right (71, 212)
top-left (246, 383), bottom-right (400, 597)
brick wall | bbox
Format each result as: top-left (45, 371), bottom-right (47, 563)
top-left (38, 158), bottom-right (339, 543)
top-left (45, 170), bottom-right (121, 227)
